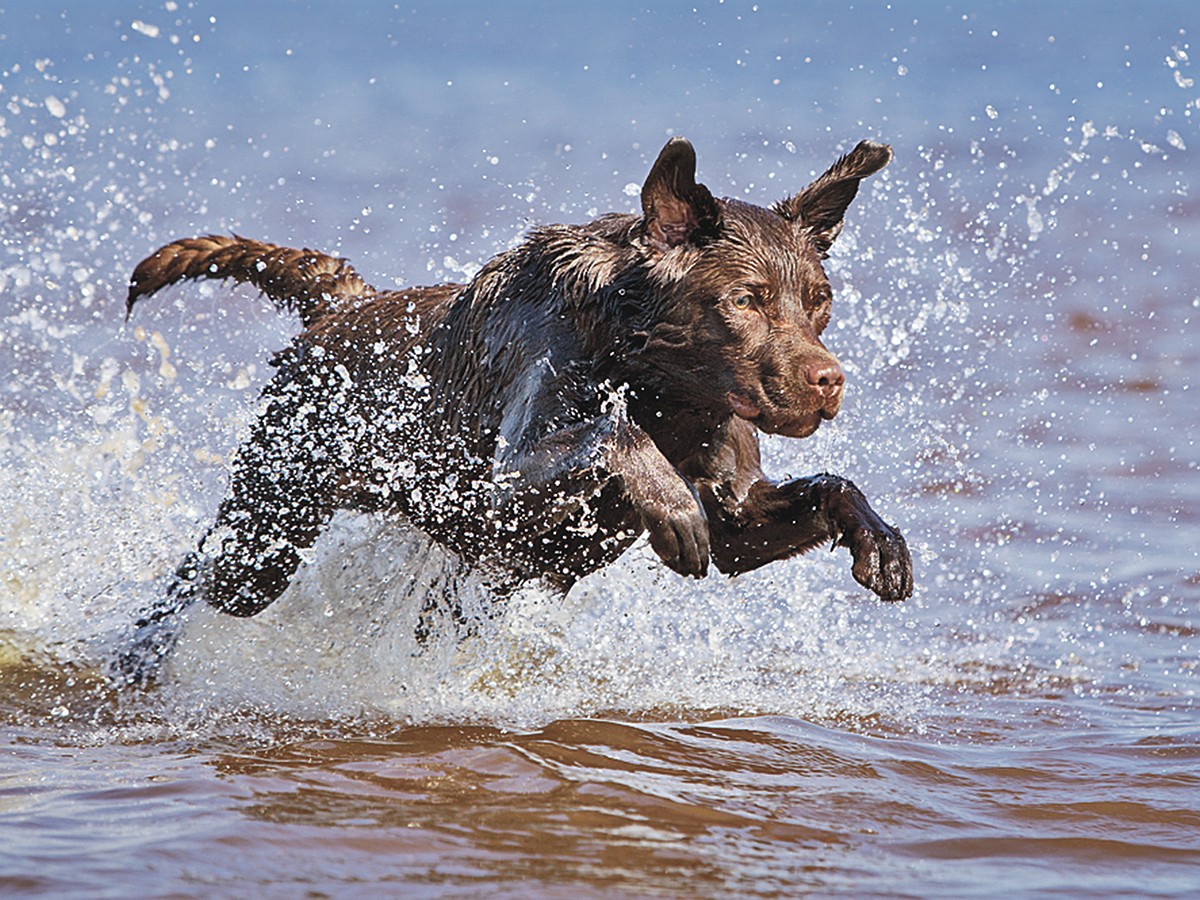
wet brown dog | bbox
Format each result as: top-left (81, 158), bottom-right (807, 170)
top-left (118, 137), bottom-right (912, 682)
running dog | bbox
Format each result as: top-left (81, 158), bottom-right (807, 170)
top-left (118, 136), bottom-right (912, 682)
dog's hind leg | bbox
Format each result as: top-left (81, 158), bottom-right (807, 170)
top-left (115, 551), bottom-right (204, 685)
top-left (188, 370), bottom-right (339, 619)
top-left (115, 365), bottom-right (338, 684)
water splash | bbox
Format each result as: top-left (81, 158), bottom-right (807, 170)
top-left (2, 6), bottom-right (1195, 741)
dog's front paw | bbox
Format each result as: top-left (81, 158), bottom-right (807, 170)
top-left (841, 519), bottom-right (912, 602)
top-left (642, 490), bottom-right (710, 578)
top-left (824, 479), bottom-right (913, 602)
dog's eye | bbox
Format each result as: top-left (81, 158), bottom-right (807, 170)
top-left (732, 294), bottom-right (754, 311)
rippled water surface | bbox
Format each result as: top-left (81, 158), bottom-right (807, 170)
top-left (2, 3), bottom-right (1198, 896)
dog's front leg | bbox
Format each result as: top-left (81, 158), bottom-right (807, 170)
top-left (494, 417), bottom-right (709, 578)
top-left (606, 423), bottom-right (710, 577)
top-left (700, 474), bottom-right (912, 601)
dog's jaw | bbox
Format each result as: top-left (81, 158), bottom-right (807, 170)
top-left (727, 391), bottom-right (827, 438)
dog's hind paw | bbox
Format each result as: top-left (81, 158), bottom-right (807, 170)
top-left (111, 616), bottom-right (183, 687)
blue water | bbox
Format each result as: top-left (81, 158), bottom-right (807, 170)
top-left (2, 2), bottom-right (1198, 896)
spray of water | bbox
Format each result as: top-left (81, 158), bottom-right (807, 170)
top-left (3, 14), bottom-right (1194, 738)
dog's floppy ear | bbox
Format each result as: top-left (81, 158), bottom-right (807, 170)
top-left (776, 140), bottom-right (892, 256)
top-left (640, 137), bottom-right (721, 251)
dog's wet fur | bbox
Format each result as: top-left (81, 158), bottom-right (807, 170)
top-left (118, 137), bottom-right (912, 683)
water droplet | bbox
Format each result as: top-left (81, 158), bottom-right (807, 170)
top-left (131, 19), bottom-right (160, 39)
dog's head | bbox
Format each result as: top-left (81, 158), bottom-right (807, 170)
top-left (636, 136), bottom-right (891, 437)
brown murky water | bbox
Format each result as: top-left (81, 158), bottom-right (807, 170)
top-left (2, 3), bottom-right (1198, 896)
top-left (4, 669), bottom-right (1198, 897)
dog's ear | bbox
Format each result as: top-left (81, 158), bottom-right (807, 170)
top-left (776, 140), bottom-right (892, 256)
top-left (640, 137), bottom-right (721, 251)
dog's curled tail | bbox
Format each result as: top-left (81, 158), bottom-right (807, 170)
top-left (126, 234), bottom-right (374, 327)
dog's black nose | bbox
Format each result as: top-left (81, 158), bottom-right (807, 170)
top-left (804, 361), bottom-right (845, 397)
